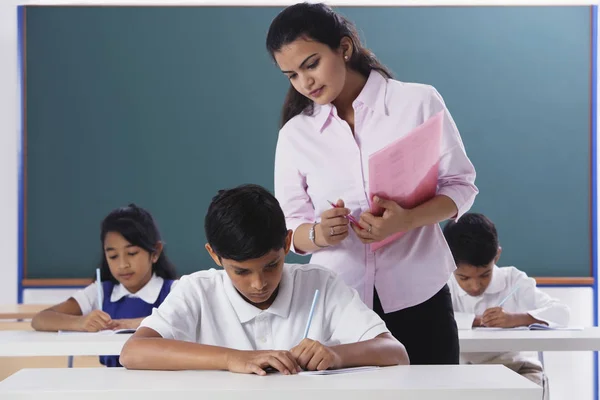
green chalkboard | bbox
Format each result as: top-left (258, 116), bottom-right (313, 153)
top-left (25, 6), bottom-right (591, 279)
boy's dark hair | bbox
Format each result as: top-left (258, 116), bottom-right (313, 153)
top-left (266, 2), bottom-right (393, 127)
top-left (443, 213), bottom-right (499, 267)
top-left (99, 203), bottom-right (177, 283)
top-left (205, 184), bottom-right (288, 261)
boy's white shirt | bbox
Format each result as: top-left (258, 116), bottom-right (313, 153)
top-left (72, 274), bottom-right (178, 315)
top-left (448, 265), bottom-right (570, 365)
top-left (139, 263), bottom-right (390, 351)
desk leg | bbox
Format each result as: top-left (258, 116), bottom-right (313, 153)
top-left (538, 351), bottom-right (545, 367)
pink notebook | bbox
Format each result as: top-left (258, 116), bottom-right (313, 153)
top-left (367, 110), bottom-right (443, 252)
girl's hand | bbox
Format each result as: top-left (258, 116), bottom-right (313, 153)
top-left (78, 310), bottom-right (115, 332)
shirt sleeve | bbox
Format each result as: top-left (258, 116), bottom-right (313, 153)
top-left (274, 129), bottom-right (316, 254)
top-left (427, 86), bottom-right (479, 220)
top-left (71, 283), bottom-right (99, 315)
top-left (139, 275), bottom-right (199, 342)
top-left (324, 275), bottom-right (390, 345)
top-left (511, 268), bottom-right (571, 327)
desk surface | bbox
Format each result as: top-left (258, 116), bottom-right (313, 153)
top-left (459, 327), bottom-right (600, 352)
top-left (0, 330), bottom-right (130, 356)
top-left (3, 328), bottom-right (600, 357)
top-left (0, 365), bottom-right (540, 400)
top-left (0, 304), bottom-right (50, 320)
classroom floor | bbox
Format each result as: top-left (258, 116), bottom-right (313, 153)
top-left (0, 321), bottom-right (103, 381)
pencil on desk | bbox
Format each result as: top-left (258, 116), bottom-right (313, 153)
top-left (96, 268), bottom-right (102, 311)
top-left (303, 289), bottom-right (320, 339)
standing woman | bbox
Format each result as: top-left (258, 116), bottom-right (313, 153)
top-left (268, 3), bottom-right (478, 364)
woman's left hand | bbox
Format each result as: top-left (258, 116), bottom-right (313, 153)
top-left (351, 196), bottom-right (415, 244)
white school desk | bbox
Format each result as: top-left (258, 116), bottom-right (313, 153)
top-left (3, 328), bottom-right (600, 357)
top-left (0, 331), bottom-right (131, 357)
top-left (458, 327), bottom-right (600, 352)
top-left (0, 365), bottom-right (540, 400)
top-left (0, 305), bottom-right (50, 320)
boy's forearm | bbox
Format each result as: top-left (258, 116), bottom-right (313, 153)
top-left (31, 310), bottom-right (82, 332)
top-left (120, 337), bottom-right (236, 371)
top-left (330, 334), bottom-right (409, 368)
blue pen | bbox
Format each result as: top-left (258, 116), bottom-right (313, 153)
top-left (498, 284), bottom-right (520, 307)
top-left (96, 268), bottom-right (102, 311)
top-left (303, 290), bottom-right (320, 339)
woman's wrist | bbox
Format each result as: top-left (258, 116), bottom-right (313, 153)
top-left (314, 223), bottom-right (331, 248)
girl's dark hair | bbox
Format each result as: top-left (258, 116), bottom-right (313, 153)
top-left (99, 203), bottom-right (177, 283)
top-left (266, 2), bottom-right (393, 127)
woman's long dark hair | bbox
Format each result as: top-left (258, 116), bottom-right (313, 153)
top-left (99, 203), bottom-right (177, 283)
top-left (266, 2), bottom-right (393, 128)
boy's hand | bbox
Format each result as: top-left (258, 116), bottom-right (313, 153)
top-left (78, 310), bottom-right (115, 332)
top-left (472, 315), bottom-right (483, 327)
top-left (481, 307), bottom-right (517, 328)
top-left (290, 339), bottom-right (342, 371)
top-left (226, 350), bottom-right (301, 376)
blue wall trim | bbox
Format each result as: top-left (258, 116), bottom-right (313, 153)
top-left (16, 5), bottom-right (25, 305)
top-left (590, 5), bottom-right (598, 400)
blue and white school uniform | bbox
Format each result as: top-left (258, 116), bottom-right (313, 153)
top-left (72, 273), bottom-right (176, 367)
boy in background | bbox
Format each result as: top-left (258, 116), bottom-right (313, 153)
top-left (444, 213), bottom-right (569, 398)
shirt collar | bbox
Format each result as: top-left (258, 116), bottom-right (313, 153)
top-left (110, 273), bottom-right (164, 303)
top-left (353, 69), bottom-right (389, 117)
top-left (223, 266), bottom-right (293, 324)
top-left (313, 103), bottom-right (334, 133)
top-left (313, 69), bottom-right (389, 133)
top-left (456, 265), bottom-right (506, 297)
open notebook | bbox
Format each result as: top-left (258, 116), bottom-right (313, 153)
top-left (475, 324), bottom-right (583, 331)
top-left (58, 328), bottom-right (136, 335)
top-left (298, 366), bottom-right (379, 376)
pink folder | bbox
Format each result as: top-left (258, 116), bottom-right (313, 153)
top-left (367, 110), bottom-right (443, 252)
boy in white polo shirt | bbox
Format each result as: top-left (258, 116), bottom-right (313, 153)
top-left (120, 184), bottom-right (408, 375)
top-left (443, 213), bottom-right (570, 399)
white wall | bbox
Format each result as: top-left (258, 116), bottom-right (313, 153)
top-left (0, 1), bottom-right (20, 305)
top-left (542, 287), bottom-right (595, 400)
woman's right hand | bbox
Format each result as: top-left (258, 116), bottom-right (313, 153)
top-left (316, 199), bottom-right (350, 247)
top-left (78, 310), bottom-right (115, 332)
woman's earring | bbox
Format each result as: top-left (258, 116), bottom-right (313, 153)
top-left (344, 55), bottom-right (349, 61)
